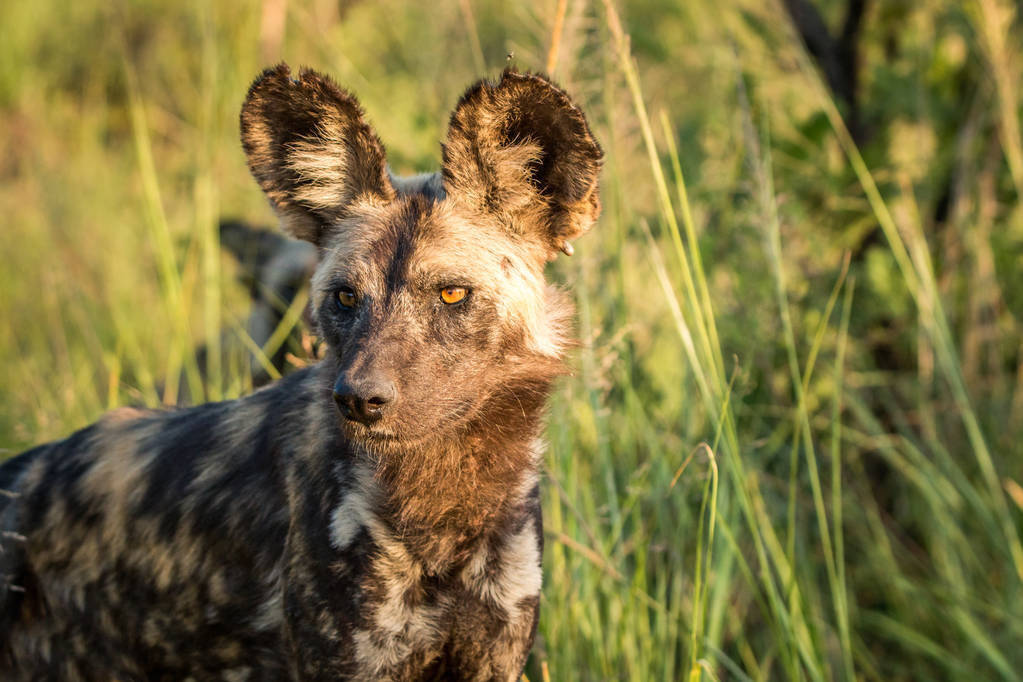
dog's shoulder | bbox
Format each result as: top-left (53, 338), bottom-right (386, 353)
top-left (0, 370), bottom-right (340, 676)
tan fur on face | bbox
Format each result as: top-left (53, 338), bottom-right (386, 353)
top-left (410, 201), bottom-right (571, 358)
top-left (310, 195), bottom-right (575, 363)
top-left (309, 200), bottom-right (394, 313)
top-left (321, 202), bottom-right (567, 354)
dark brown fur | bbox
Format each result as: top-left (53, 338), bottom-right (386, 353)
top-left (0, 64), bottom-right (602, 681)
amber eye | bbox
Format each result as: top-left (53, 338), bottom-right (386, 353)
top-left (440, 286), bottom-right (468, 305)
top-left (337, 287), bottom-right (357, 308)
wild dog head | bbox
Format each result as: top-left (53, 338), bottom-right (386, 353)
top-left (240, 64), bottom-right (602, 449)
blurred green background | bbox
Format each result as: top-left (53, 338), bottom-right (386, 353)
top-left (3, 0), bottom-right (1023, 679)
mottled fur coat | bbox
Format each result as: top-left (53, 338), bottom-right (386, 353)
top-left (0, 64), bottom-right (602, 680)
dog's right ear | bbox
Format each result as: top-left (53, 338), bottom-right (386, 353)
top-left (240, 64), bottom-right (395, 246)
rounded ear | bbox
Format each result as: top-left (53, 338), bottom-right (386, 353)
top-left (442, 70), bottom-right (603, 259)
top-left (240, 64), bottom-right (395, 246)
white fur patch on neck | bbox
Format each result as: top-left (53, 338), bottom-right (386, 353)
top-left (338, 468), bottom-right (448, 677)
top-left (460, 517), bottom-right (542, 624)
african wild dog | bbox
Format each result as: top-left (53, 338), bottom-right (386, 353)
top-left (0, 64), bottom-right (602, 680)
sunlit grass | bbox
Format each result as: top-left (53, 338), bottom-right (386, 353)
top-left (2, 0), bottom-right (1022, 679)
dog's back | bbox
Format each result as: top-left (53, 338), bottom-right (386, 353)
top-left (0, 375), bottom-right (307, 678)
top-left (1, 64), bottom-right (601, 680)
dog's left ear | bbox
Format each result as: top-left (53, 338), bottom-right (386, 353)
top-left (442, 70), bottom-right (603, 259)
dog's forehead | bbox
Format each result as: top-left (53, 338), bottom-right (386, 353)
top-left (405, 202), bottom-right (536, 279)
top-left (317, 195), bottom-right (536, 284)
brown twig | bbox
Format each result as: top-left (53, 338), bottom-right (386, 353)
top-left (260, 0), bottom-right (288, 65)
top-left (546, 0), bottom-right (569, 75)
top-left (457, 0), bottom-right (487, 73)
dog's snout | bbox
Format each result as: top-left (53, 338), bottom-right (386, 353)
top-left (333, 374), bottom-right (396, 425)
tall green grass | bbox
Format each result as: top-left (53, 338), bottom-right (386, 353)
top-left (2, 0), bottom-right (1023, 679)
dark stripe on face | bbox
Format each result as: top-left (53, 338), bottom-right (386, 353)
top-left (374, 196), bottom-right (434, 308)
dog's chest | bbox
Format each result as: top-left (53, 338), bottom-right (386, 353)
top-left (325, 473), bottom-right (543, 678)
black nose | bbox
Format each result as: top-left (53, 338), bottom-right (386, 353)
top-left (333, 374), bottom-right (396, 425)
